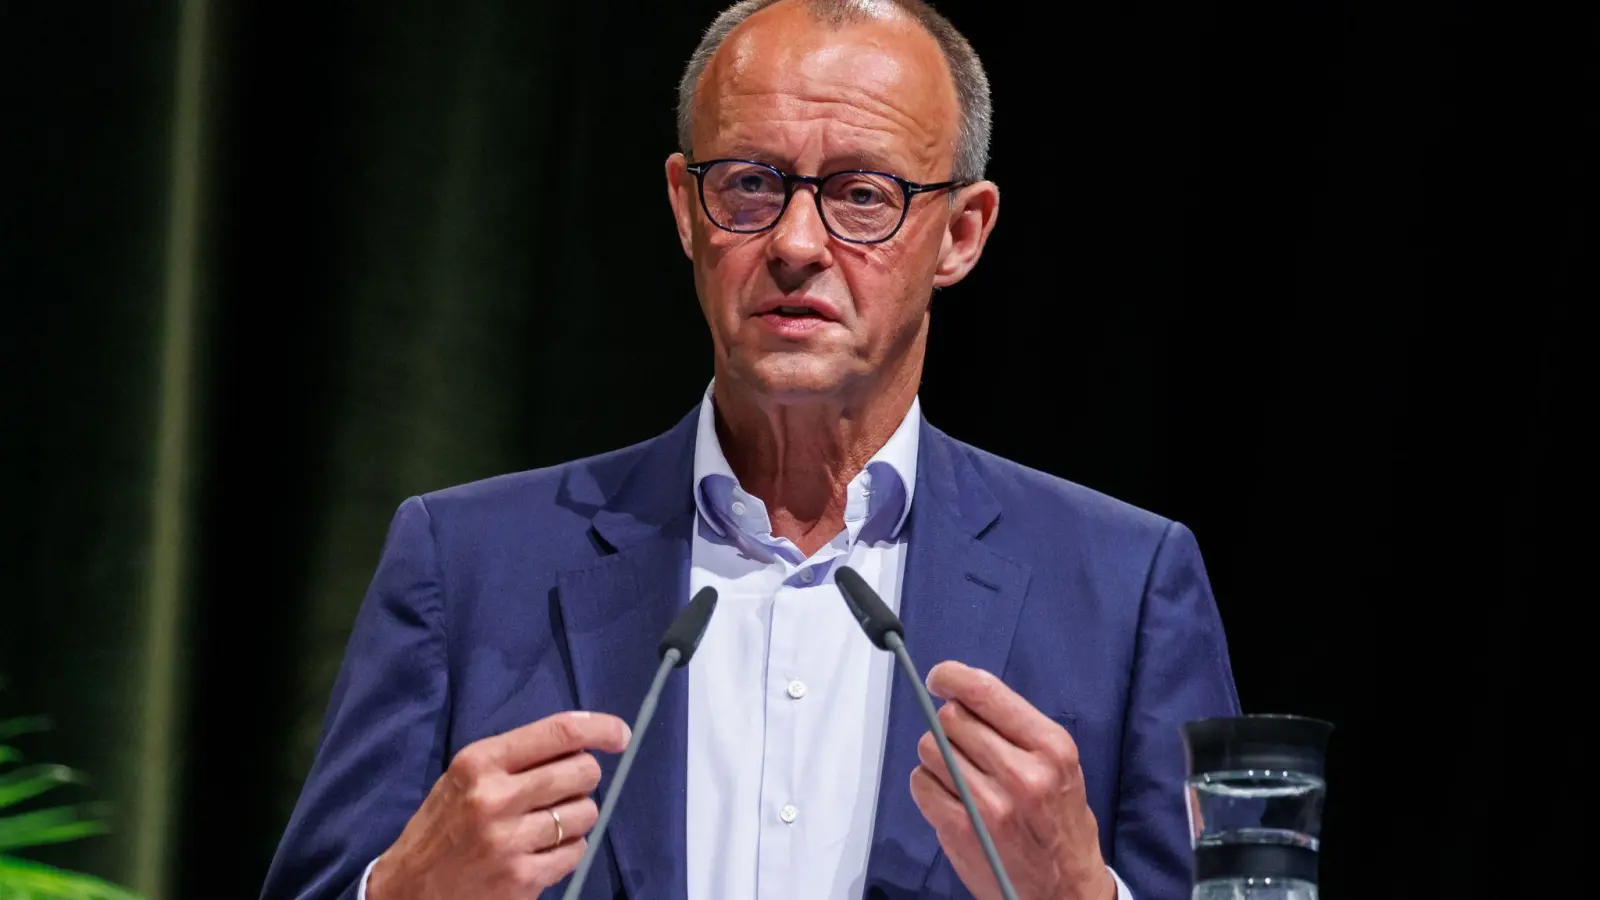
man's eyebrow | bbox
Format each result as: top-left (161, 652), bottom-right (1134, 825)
top-left (822, 152), bottom-right (904, 174)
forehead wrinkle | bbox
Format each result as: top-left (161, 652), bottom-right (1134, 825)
top-left (719, 118), bottom-right (943, 180)
top-left (710, 80), bottom-right (950, 174)
top-left (725, 86), bottom-right (939, 140)
top-left (781, 87), bottom-right (935, 149)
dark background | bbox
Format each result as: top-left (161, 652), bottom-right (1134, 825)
top-left (2, 1), bottom-right (1589, 897)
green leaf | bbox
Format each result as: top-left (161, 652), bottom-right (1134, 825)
top-left (0, 749), bottom-right (21, 767)
top-left (0, 854), bottom-right (142, 899)
top-left (0, 806), bottom-right (109, 853)
top-left (0, 720), bottom-right (50, 743)
top-left (0, 767), bottom-right (78, 811)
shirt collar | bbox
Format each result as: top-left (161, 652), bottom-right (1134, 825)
top-left (691, 381), bottom-right (920, 542)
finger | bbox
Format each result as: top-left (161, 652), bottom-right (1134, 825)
top-left (489, 711), bottom-right (632, 773)
top-left (926, 661), bottom-right (1061, 752)
top-left (519, 796), bottom-right (599, 853)
top-left (909, 765), bottom-right (969, 837)
top-left (943, 699), bottom-right (1076, 805)
top-left (523, 836), bottom-right (588, 891)
top-left (911, 768), bottom-right (1007, 900)
top-left (939, 699), bottom-right (1027, 778)
top-left (916, 729), bottom-right (1002, 818)
top-left (507, 751), bottom-right (604, 811)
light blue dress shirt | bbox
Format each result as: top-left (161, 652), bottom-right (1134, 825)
top-left (686, 385), bottom-right (919, 900)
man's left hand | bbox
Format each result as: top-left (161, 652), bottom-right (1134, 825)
top-left (909, 661), bottom-right (1118, 900)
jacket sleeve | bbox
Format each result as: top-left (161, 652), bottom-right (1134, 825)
top-left (1110, 521), bottom-right (1242, 899)
top-left (259, 497), bottom-right (451, 900)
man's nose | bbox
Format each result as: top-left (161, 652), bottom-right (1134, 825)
top-left (765, 187), bottom-right (833, 271)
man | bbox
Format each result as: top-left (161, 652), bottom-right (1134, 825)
top-left (260, 1), bottom-right (1239, 898)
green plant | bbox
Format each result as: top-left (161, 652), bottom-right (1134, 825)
top-left (0, 712), bottom-right (140, 900)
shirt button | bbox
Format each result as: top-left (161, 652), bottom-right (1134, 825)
top-left (779, 804), bottom-right (799, 824)
top-left (799, 568), bottom-right (815, 584)
top-left (786, 680), bottom-right (807, 700)
top-left (730, 500), bottom-right (747, 516)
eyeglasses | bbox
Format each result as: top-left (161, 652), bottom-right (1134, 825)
top-left (684, 158), bottom-right (969, 245)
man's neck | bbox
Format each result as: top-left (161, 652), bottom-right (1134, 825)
top-left (712, 372), bottom-right (918, 557)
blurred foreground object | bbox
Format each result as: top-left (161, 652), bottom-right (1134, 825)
top-left (0, 690), bottom-right (141, 900)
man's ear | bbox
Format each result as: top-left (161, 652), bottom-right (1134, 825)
top-left (665, 153), bottom-right (696, 260)
top-left (933, 181), bottom-right (1000, 288)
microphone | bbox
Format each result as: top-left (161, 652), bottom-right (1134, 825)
top-left (835, 566), bottom-right (1020, 900)
top-left (562, 585), bottom-right (719, 900)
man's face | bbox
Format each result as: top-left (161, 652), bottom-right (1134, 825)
top-left (666, 1), bottom-right (998, 405)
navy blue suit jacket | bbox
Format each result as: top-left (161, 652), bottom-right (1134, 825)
top-left (260, 409), bottom-right (1240, 900)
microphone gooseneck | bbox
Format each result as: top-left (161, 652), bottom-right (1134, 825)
top-left (835, 565), bottom-right (1020, 900)
top-left (562, 586), bottom-right (719, 900)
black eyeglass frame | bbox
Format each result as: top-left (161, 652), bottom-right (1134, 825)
top-left (684, 158), bottom-right (970, 245)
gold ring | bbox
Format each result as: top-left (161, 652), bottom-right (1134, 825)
top-left (549, 807), bottom-right (565, 847)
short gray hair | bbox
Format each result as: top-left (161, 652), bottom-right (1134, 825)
top-left (676, 0), bottom-right (992, 182)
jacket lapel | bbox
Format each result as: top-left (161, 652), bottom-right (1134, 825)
top-left (866, 423), bottom-right (1032, 897)
top-left (555, 411), bottom-right (698, 900)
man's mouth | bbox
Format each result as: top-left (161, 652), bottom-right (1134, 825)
top-left (751, 300), bottom-right (839, 338)
top-left (751, 297), bottom-right (842, 322)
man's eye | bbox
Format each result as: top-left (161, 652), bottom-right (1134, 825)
top-left (846, 184), bottom-right (885, 205)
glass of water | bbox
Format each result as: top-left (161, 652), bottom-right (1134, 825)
top-left (1182, 714), bottom-right (1334, 900)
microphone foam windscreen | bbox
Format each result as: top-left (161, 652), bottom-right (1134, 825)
top-left (835, 565), bottom-right (905, 650)
top-left (658, 585), bottom-right (719, 666)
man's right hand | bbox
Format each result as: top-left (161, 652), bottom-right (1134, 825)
top-left (366, 710), bottom-right (632, 900)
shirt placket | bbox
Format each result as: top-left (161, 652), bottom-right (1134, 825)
top-left (756, 564), bottom-right (803, 899)
top-left (762, 533), bottom-right (861, 898)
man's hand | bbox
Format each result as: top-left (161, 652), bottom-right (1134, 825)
top-left (367, 710), bottom-right (631, 900)
top-left (910, 661), bottom-right (1117, 900)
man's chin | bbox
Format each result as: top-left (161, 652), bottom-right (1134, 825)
top-left (727, 355), bottom-right (862, 404)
